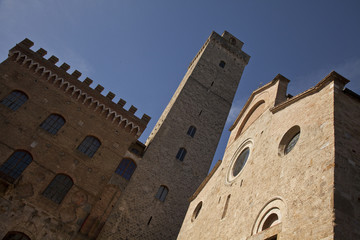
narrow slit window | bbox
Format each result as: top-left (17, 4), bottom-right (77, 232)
top-left (147, 216), bottom-right (152, 225)
top-left (155, 185), bottom-right (169, 202)
top-left (187, 126), bottom-right (197, 138)
top-left (176, 148), bottom-right (187, 161)
top-left (221, 194), bottom-right (231, 219)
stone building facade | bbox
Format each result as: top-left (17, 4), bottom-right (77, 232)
top-left (0, 39), bottom-right (150, 239)
top-left (0, 31), bottom-right (250, 239)
top-left (177, 71), bottom-right (360, 239)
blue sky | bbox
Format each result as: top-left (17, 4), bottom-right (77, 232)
top-left (1, 0), bottom-right (359, 171)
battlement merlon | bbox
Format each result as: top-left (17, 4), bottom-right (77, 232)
top-left (188, 31), bottom-right (250, 70)
top-left (7, 38), bottom-right (151, 131)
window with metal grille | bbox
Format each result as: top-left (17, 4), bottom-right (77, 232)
top-left (0, 150), bottom-right (32, 183)
top-left (42, 174), bottom-right (73, 204)
top-left (115, 159), bottom-right (137, 180)
top-left (176, 148), bottom-right (187, 161)
top-left (155, 185), bottom-right (169, 202)
top-left (187, 126), bottom-right (197, 138)
top-left (1, 90), bottom-right (28, 111)
top-left (40, 114), bottom-right (65, 135)
top-left (77, 136), bottom-right (101, 157)
top-left (3, 231), bottom-right (31, 240)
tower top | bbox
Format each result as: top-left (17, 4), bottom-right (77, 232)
top-left (188, 31), bottom-right (250, 70)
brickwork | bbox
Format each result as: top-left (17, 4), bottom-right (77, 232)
top-left (0, 40), bottom-right (149, 239)
top-left (98, 31), bottom-right (250, 239)
top-left (177, 72), bottom-right (357, 239)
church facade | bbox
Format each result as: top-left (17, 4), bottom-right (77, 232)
top-left (0, 31), bottom-right (359, 240)
top-left (177, 71), bottom-right (360, 239)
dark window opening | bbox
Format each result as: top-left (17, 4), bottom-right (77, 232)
top-left (155, 185), bottom-right (168, 202)
top-left (42, 174), bottom-right (73, 204)
top-left (265, 235), bottom-right (278, 240)
top-left (3, 231), bottom-right (31, 240)
top-left (40, 114), bottom-right (65, 135)
top-left (219, 61), bottom-right (226, 68)
top-left (147, 216), bottom-right (152, 225)
top-left (0, 150), bottom-right (32, 183)
top-left (1, 90), bottom-right (28, 111)
top-left (115, 159), bottom-right (137, 180)
top-left (77, 136), bottom-right (101, 157)
top-left (130, 148), bottom-right (140, 155)
top-left (187, 126), bottom-right (197, 138)
top-left (262, 213), bottom-right (279, 231)
top-left (176, 148), bottom-right (187, 161)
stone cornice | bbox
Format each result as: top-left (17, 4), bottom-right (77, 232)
top-left (270, 71), bottom-right (349, 113)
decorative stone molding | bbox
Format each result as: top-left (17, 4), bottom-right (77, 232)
top-left (8, 46), bottom-right (150, 136)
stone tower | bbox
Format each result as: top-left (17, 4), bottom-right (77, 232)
top-left (98, 31), bottom-right (250, 239)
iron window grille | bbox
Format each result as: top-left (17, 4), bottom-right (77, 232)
top-left (115, 159), bottom-right (137, 180)
top-left (42, 174), bottom-right (73, 204)
top-left (77, 136), bottom-right (101, 157)
top-left (40, 114), bottom-right (65, 135)
top-left (0, 150), bottom-right (32, 183)
top-left (1, 90), bottom-right (28, 111)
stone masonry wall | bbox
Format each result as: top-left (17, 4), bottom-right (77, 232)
top-left (178, 76), bottom-right (337, 240)
top-left (334, 88), bottom-right (360, 239)
top-left (0, 41), bottom-right (147, 239)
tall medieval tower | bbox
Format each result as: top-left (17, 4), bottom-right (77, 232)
top-left (99, 31), bottom-right (250, 239)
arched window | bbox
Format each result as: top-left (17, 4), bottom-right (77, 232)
top-left (77, 136), bottom-right (101, 157)
top-left (176, 148), bottom-right (187, 161)
top-left (42, 174), bottom-right (73, 204)
top-left (115, 159), bottom-right (137, 180)
top-left (40, 114), bottom-right (65, 135)
top-left (1, 90), bottom-right (28, 111)
top-left (155, 185), bottom-right (168, 202)
top-left (0, 150), bottom-right (32, 183)
top-left (187, 126), bottom-right (197, 138)
top-left (3, 231), bottom-right (31, 240)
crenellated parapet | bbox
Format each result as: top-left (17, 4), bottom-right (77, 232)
top-left (188, 31), bottom-right (250, 70)
top-left (7, 38), bottom-right (151, 137)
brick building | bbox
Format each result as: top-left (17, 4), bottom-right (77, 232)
top-left (1, 30), bottom-right (358, 240)
top-left (0, 31), bottom-right (250, 239)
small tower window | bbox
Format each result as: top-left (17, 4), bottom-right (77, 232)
top-left (176, 148), bottom-right (187, 161)
top-left (1, 90), bottom-right (28, 111)
top-left (219, 61), bottom-right (226, 68)
top-left (40, 114), bottom-right (65, 135)
top-left (155, 185), bottom-right (169, 202)
top-left (77, 136), bottom-right (101, 157)
top-left (42, 174), bottom-right (73, 204)
top-left (187, 126), bottom-right (197, 138)
top-left (0, 150), bottom-right (32, 183)
top-left (115, 159), bottom-right (137, 180)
